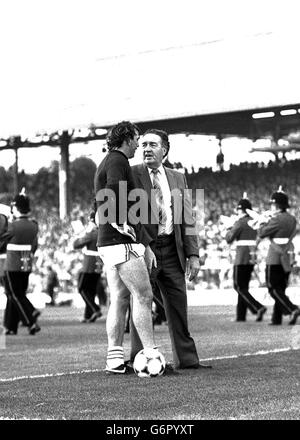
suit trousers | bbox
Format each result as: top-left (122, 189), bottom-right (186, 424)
top-left (233, 265), bottom-right (263, 320)
top-left (130, 233), bottom-right (199, 368)
top-left (266, 265), bottom-right (297, 324)
top-left (3, 271), bottom-right (35, 332)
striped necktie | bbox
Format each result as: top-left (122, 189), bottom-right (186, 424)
top-left (151, 169), bottom-right (167, 228)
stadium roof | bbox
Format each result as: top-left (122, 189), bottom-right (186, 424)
top-left (1, 31), bottom-right (300, 145)
top-left (87, 32), bottom-right (300, 131)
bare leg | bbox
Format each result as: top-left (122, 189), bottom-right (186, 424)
top-left (118, 255), bottom-right (155, 349)
top-left (105, 266), bottom-right (130, 348)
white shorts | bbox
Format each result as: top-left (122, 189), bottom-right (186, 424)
top-left (97, 243), bottom-right (145, 268)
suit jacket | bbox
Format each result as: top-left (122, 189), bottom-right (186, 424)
top-left (225, 215), bottom-right (257, 265)
top-left (131, 164), bottom-right (199, 272)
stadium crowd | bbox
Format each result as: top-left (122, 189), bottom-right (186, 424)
top-left (15, 158), bottom-right (300, 297)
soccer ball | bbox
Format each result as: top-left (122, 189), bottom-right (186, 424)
top-left (133, 348), bottom-right (166, 378)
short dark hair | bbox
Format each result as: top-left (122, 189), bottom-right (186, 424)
top-left (143, 129), bottom-right (170, 157)
top-left (106, 121), bottom-right (140, 151)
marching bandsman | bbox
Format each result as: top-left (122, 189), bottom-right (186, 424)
top-left (225, 193), bottom-right (267, 322)
top-left (73, 212), bottom-right (104, 323)
top-left (0, 206), bottom-right (9, 288)
top-left (258, 186), bottom-right (300, 325)
top-left (0, 188), bottom-right (40, 335)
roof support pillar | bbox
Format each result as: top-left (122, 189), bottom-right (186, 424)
top-left (59, 131), bottom-right (71, 219)
top-left (13, 148), bottom-right (19, 195)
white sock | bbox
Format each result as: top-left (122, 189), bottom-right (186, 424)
top-left (106, 346), bottom-right (124, 368)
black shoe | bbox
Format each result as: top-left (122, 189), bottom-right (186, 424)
top-left (29, 323), bottom-right (41, 335)
top-left (105, 363), bottom-right (126, 375)
top-left (181, 362), bottom-right (212, 369)
top-left (88, 310), bottom-right (102, 323)
top-left (124, 360), bottom-right (135, 374)
top-left (269, 322), bottom-right (282, 326)
top-left (32, 310), bottom-right (41, 320)
top-left (289, 309), bottom-right (300, 325)
top-left (256, 306), bottom-right (267, 322)
top-left (5, 330), bottom-right (17, 335)
top-left (164, 362), bottom-right (180, 375)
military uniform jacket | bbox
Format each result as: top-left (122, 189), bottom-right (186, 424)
top-left (0, 214), bottom-right (8, 276)
top-left (0, 215), bottom-right (38, 272)
top-left (73, 226), bottom-right (101, 273)
top-left (258, 211), bottom-right (296, 266)
top-left (225, 215), bottom-right (257, 265)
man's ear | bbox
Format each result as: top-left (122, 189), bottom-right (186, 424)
top-left (162, 146), bottom-right (167, 157)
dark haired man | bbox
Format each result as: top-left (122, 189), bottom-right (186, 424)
top-left (258, 187), bottom-right (300, 325)
top-left (130, 128), bottom-right (211, 370)
top-left (94, 121), bottom-right (160, 374)
top-left (0, 189), bottom-right (40, 335)
top-left (225, 193), bottom-right (267, 322)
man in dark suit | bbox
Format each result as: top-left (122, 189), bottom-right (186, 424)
top-left (130, 128), bottom-right (211, 370)
top-left (258, 187), bottom-right (300, 325)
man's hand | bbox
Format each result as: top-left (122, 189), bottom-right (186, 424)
top-left (144, 245), bottom-right (157, 273)
top-left (187, 255), bottom-right (200, 281)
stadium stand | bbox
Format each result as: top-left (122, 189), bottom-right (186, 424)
top-left (3, 158), bottom-right (298, 299)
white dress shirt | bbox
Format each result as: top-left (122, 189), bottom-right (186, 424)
top-left (147, 165), bottom-right (173, 236)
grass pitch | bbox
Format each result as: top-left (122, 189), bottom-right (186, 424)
top-left (0, 304), bottom-right (299, 420)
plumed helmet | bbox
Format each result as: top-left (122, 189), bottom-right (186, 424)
top-left (237, 192), bottom-right (252, 212)
top-left (270, 186), bottom-right (289, 208)
top-left (11, 187), bottom-right (31, 214)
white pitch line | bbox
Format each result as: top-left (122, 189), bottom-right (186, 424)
top-left (199, 346), bottom-right (294, 361)
top-left (0, 346), bottom-right (298, 383)
top-left (0, 368), bottom-right (103, 383)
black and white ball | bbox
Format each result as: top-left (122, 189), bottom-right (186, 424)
top-left (133, 348), bottom-right (166, 378)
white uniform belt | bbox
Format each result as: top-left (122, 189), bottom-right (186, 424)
top-left (0, 254), bottom-right (6, 259)
top-left (236, 240), bottom-right (256, 246)
top-left (7, 244), bottom-right (32, 251)
top-left (273, 238), bottom-right (289, 244)
top-left (83, 249), bottom-right (99, 256)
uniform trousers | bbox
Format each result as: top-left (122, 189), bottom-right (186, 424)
top-left (78, 272), bottom-right (102, 320)
top-left (266, 265), bottom-right (298, 324)
top-left (233, 265), bottom-right (263, 321)
top-left (3, 271), bottom-right (36, 332)
top-left (130, 233), bottom-right (199, 368)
